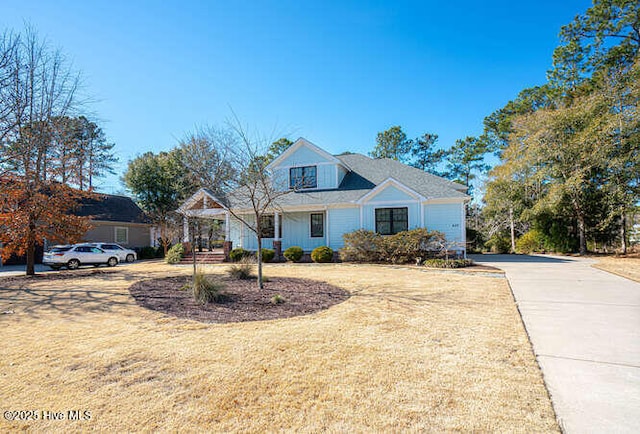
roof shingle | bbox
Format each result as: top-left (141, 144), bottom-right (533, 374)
top-left (226, 153), bottom-right (469, 209)
top-left (76, 194), bottom-right (150, 224)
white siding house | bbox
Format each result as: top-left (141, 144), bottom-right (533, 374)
top-left (178, 138), bottom-right (469, 257)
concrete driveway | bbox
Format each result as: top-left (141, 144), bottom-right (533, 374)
top-left (471, 254), bottom-right (640, 433)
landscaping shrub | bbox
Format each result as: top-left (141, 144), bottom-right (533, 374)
top-left (228, 258), bottom-right (255, 280)
top-left (311, 246), bottom-right (333, 263)
top-left (485, 235), bottom-right (511, 253)
top-left (283, 246), bottom-right (304, 262)
top-left (270, 294), bottom-right (285, 305)
top-left (466, 227), bottom-right (485, 253)
top-left (424, 258), bottom-right (474, 268)
top-left (165, 243), bottom-right (184, 264)
top-left (381, 228), bottom-right (445, 264)
top-left (229, 247), bottom-right (249, 262)
top-left (137, 246), bottom-right (158, 260)
top-left (339, 229), bottom-right (383, 262)
top-left (340, 228), bottom-right (444, 263)
top-left (155, 246), bottom-right (165, 258)
top-left (260, 248), bottom-right (275, 263)
top-left (516, 229), bottom-right (547, 254)
top-left (191, 271), bottom-right (226, 304)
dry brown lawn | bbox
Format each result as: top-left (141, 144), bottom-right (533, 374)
top-left (0, 261), bottom-right (558, 433)
top-left (592, 255), bottom-right (640, 283)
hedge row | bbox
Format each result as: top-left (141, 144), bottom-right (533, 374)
top-left (339, 228), bottom-right (446, 264)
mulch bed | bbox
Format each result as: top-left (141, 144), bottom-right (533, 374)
top-left (129, 275), bottom-right (350, 323)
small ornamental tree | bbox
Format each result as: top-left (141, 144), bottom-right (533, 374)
top-left (220, 117), bottom-right (294, 289)
top-left (0, 177), bottom-right (91, 272)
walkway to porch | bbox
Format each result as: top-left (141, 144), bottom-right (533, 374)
top-left (179, 248), bottom-right (226, 264)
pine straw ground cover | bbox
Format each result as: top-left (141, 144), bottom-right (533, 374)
top-left (0, 261), bottom-right (558, 432)
top-left (592, 254), bottom-right (640, 283)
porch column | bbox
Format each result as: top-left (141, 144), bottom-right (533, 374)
top-left (182, 215), bottom-right (192, 254)
top-left (223, 211), bottom-right (232, 262)
top-left (325, 209), bottom-right (330, 247)
top-left (273, 212), bottom-right (282, 261)
top-left (225, 211), bottom-right (231, 241)
top-left (183, 216), bottom-right (189, 243)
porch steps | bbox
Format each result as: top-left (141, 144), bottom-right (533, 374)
top-left (179, 251), bottom-right (226, 264)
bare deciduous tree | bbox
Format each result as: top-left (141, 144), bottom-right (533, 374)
top-left (221, 119), bottom-right (293, 289)
top-left (0, 27), bottom-right (86, 275)
top-left (178, 125), bottom-right (237, 196)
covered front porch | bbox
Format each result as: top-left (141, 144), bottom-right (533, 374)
top-left (177, 189), bottom-right (233, 260)
top-left (177, 188), bottom-right (330, 261)
top-left (233, 210), bottom-right (328, 253)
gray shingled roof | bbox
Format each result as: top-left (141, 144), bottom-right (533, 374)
top-left (224, 153), bottom-right (468, 209)
top-left (77, 194), bottom-right (150, 224)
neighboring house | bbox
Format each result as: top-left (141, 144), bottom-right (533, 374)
top-left (178, 138), bottom-right (470, 258)
top-left (75, 194), bottom-right (153, 248)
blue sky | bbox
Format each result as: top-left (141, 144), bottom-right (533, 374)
top-left (2, 0), bottom-right (591, 193)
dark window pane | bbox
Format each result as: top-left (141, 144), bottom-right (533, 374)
top-left (304, 166), bottom-right (317, 188)
top-left (311, 213), bottom-right (323, 237)
top-left (375, 207), bottom-right (408, 235)
top-left (260, 215), bottom-right (275, 238)
top-left (289, 167), bottom-right (302, 189)
top-left (394, 218), bottom-right (408, 233)
top-left (290, 166), bottom-right (317, 189)
top-left (376, 208), bottom-right (390, 221)
top-left (377, 221), bottom-right (391, 235)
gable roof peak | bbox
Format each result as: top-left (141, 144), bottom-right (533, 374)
top-left (266, 137), bottom-right (346, 170)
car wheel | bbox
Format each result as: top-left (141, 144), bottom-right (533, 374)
top-left (126, 254), bottom-right (135, 263)
top-left (67, 259), bottom-right (80, 270)
top-left (107, 257), bottom-right (118, 267)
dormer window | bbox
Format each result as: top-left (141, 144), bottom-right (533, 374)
top-left (289, 166), bottom-right (317, 189)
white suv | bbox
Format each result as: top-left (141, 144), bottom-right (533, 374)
top-left (90, 243), bottom-right (137, 263)
top-left (43, 245), bottom-right (119, 270)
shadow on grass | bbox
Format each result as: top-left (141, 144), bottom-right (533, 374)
top-left (0, 269), bottom-right (173, 320)
top-left (0, 286), bottom-right (138, 320)
top-left (347, 286), bottom-right (491, 314)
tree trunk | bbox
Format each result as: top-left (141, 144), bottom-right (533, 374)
top-left (257, 236), bottom-right (263, 289)
top-left (509, 206), bottom-right (516, 253)
top-left (162, 226), bottom-right (169, 255)
top-left (190, 219), bottom-right (196, 281)
top-left (577, 213), bottom-right (587, 255)
top-left (26, 219), bottom-right (36, 276)
top-left (620, 210), bottom-right (627, 255)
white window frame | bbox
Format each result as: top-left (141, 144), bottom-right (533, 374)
top-left (114, 227), bottom-right (129, 244)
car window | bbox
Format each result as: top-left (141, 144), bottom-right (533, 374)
top-left (103, 244), bottom-right (122, 250)
top-left (50, 247), bottom-right (72, 252)
top-left (92, 247), bottom-right (104, 253)
top-left (75, 246), bottom-right (88, 252)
